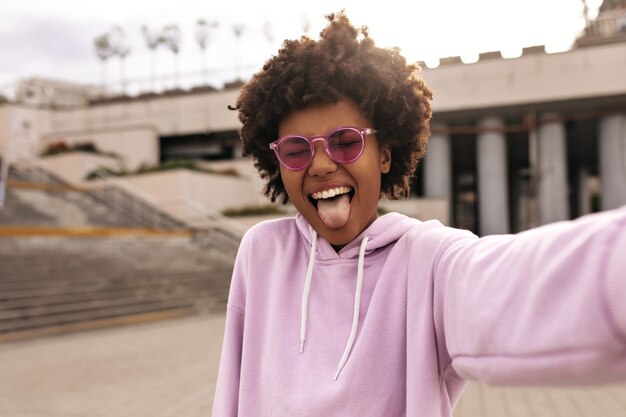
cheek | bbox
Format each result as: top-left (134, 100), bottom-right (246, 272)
top-left (356, 153), bottom-right (384, 184)
top-left (352, 160), bottom-right (383, 204)
top-left (280, 168), bottom-right (304, 201)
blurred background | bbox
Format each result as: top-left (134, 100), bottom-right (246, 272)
top-left (0, 1), bottom-right (625, 416)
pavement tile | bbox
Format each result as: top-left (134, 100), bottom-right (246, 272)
top-left (1, 314), bottom-right (625, 417)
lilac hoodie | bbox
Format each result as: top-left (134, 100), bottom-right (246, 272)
top-left (212, 207), bottom-right (626, 417)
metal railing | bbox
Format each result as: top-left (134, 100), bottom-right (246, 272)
top-left (83, 162), bottom-right (247, 252)
top-left (8, 152), bottom-right (67, 186)
top-left (81, 161), bottom-right (248, 245)
top-left (82, 161), bottom-right (184, 230)
top-left (6, 152), bottom-right (180, 230)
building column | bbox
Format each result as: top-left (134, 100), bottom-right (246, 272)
top-left (538, 113), bottom-right (569, 224)
top-left (578, 168), bottom-right (592, 216)
top-left (423, 124), bottom-right (451, 200)
top-left (477, 117), bottom-right (509, 235)
top-left (599, 114), bottom-right (626, 210)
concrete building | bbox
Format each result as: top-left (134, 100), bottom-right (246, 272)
top-left (406, 3), bottom-right (626, 234)
top-left (1, 7), bottom-right (625, 234)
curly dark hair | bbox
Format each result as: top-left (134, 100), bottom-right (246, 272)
top-left (232, 11), bottom-right (433, 203)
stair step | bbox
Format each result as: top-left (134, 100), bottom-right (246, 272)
top-left (0, 307), bottom-right (195, 343)
top-left (0, 299), bottom-right (195, 334)
top-left (0, 273), bottom-right (229, 307)
top-left (0, 231), bottom-right (235, 341)
top-left (0, 290), bottom-right (209, 320)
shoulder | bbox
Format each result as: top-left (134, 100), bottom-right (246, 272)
top-left (231, 217), bottom-right (300, 281)
top-left (368, 212), bottom-right (475, 256)
top-left (243, 216), bottom-right (298, 239)
top-left (238, 216), bottom-right (300, 251)
top-left (393, 215), bottom-right (475, 245)
top-left (392, 218), bottom-right (478, 267)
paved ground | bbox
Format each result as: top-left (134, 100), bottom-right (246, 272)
top-left (1, 314), bottom-right (625, 417)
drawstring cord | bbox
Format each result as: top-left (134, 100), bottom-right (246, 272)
top-left (299, 231), bottom-right (370, 381)
top-left (334, 235), bottom-right (369, 380)
top-left (300, 231), bottom-right (317, 353)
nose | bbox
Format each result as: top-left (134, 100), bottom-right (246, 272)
top-left (307, 139), bottom-right (337, 176)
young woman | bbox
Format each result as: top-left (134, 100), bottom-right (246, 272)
top-left (212, 12), bottom-right (626, 417)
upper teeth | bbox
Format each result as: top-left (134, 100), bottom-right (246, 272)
top-left (311, 186), bottom-right (352, 200)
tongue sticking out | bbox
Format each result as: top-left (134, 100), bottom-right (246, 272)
top-left (317, 193), bottom-right (351, 228)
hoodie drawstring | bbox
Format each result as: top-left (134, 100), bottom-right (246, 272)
top-left (299, 230), bottom-right (370, 381)
top-left (334, 235), bottom-right (369, 380)
top-left (300, 231), bottom-right (317, 353)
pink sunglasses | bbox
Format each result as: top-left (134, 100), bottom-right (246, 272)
top-left (269, 126), bottom-right (377, 171)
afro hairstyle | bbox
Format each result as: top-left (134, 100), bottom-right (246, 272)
top-left (231, 11), bottom-right (433, 203)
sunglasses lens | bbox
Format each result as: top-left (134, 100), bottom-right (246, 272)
top-left (327, 128), bottom-right (364, 163)
top-left (278, 136), bottom-right (311, 169)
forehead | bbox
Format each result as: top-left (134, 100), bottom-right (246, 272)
top-left (278, 99), bottom-right (372, 137)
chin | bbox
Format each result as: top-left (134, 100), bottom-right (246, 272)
top-left (298, 198), bottom-right (372, 248)
top-left (316, 221), bottom-right (360, 248)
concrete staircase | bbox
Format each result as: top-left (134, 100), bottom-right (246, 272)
top-left (1, 166), bottom-right (185, 229)
top-left (0, 183), bottom-right (141, 228)
top-left (0, 235), bottom-right (235, 342)
top-left (0, 161), bottom-right (242, 342)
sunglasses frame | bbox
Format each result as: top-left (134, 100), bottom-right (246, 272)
top-left (269, 126), bottom-right (377, 171)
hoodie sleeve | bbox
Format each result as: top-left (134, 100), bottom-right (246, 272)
top-left (211, 234), bottom-right (249, 417)
top-left (436, 206), bottom-right (626, 386)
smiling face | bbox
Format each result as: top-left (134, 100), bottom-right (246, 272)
top-left (277, 99), bottom-right (391, 249)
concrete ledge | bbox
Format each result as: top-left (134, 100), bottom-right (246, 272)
top-left (6, 180), bottom-right (87, 192)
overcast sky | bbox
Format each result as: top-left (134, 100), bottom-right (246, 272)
top-left (0, 0), bottom-right (603, 94)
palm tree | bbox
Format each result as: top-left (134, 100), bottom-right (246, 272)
top-left (162, 24), bottom-right (181, 88)
top-left (263, 20), bottom-right (274, 43)
top-left (142, 25), bottom-right (163, 91)
top-left (94, 33), bottom-right (114, 92)
top-left (195, 19), bottom-right (219, 85)
top-left (582, 0), bottom-right (591, 29)
top-left (301, 15), bottom-right (311, 36)
top-left (109, 26), bottom-right (131, 94)
top-left (232, 23), bottom-right (245, 81)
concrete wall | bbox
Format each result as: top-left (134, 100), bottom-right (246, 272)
top-left (422, 42), bottom-right (626, 112)
top-left (0, 105), bottom-right (53, 159)
top-left (88, 168), bottom-right (269, 215)
top-left (39, 152), bottom-right (123, 184)
top-left (40, 126), bottom-right (159, 172)
top-left (0, 90), bottom-right (238, 171)
top-left (48, 89), bottom-right (240, 135)
top-left (200, 158), bottom-right (268, 202)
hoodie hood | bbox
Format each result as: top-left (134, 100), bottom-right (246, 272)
top-left (295, 211), bottom-right (421, 261)
top-left (295, 211), bottom-right (421, 379)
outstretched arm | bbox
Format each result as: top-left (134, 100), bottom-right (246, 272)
top-left (436, 206), bottom-right (626, 385)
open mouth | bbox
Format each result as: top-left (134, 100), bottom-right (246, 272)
top-left (309, 186), bottom-right (354, 208)
top-left (308, 186), bottom-right (354, 229)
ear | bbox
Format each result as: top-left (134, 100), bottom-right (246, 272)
top-left (380, 146), bottom-right (391, 174)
